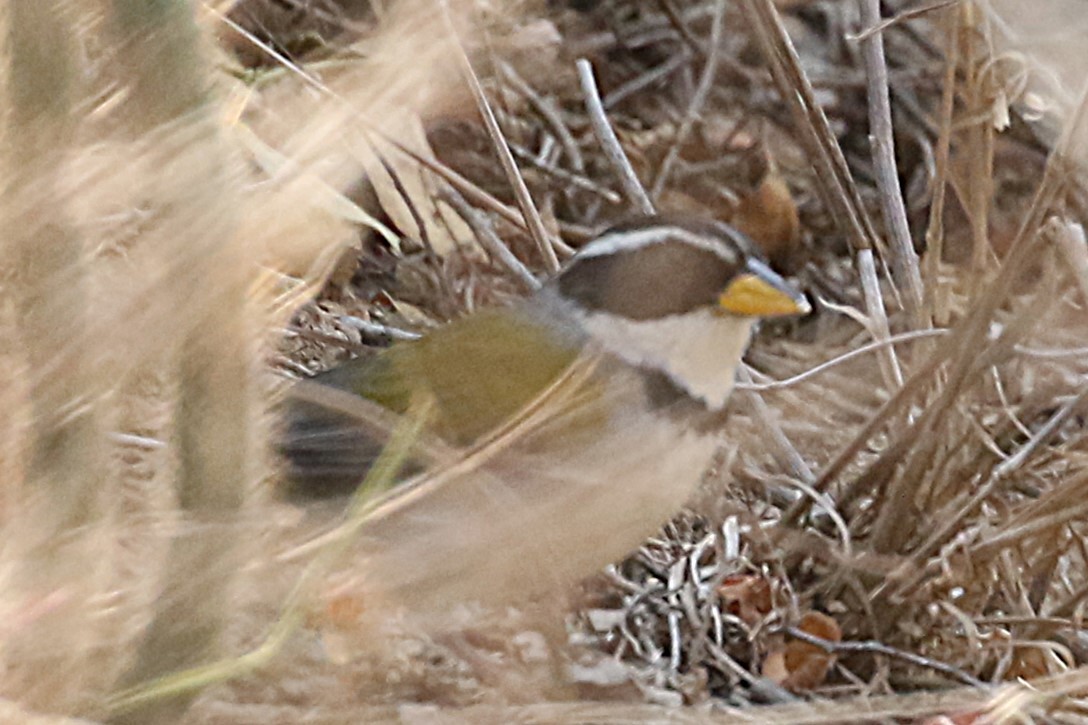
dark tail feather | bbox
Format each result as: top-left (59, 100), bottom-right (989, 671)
top-left (276, 401), bottom-right (387, 501)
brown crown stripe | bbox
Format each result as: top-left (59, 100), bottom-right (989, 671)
top-left (557, 218), bottom-right (762, 321)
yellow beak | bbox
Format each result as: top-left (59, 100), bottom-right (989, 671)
top-left (718, 259), bottom-right (810, 318)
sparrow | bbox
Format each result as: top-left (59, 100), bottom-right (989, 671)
top-left (279, 215), bottom-right (809, 622)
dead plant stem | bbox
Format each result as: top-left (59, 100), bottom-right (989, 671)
top-left (445, 7), bottom-right (559, 274)
top-left (650, 0), bottom-right (727, 199)
top-left (856, 0), bottom-right (926, 325)
top-left (576, 59), bottom-right (656, 215)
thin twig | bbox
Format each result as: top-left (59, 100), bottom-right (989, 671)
top-left (442, 8), bottom-right (559, 274)
top-left (994, 387), bottom-right (1088, 480)
top-left (970, 496), bottom-right (1088, 562)
top-left (738, 328), bottom-right (947, 392)
top-left (338, 316), bottom-right (423, 343)
top-left (860, 192), bottom-right (1071, 590)
top-left (852, 0), bottom-right (960, 43)
top-left (576, 59), bottom-right (656, 215)
top-left (507, 141), bottom-right (622, 203)
top-left (739, 0), bottom-right (902, 392)
top-left (565, 5), bottom-right (719, 58)
top-left (782, 627), bottom-right (985, 687)
top-left (856, 0), bottom-right (926, 324)
top-left (371, 145), bottom-right (435, 254)
top-left (440, 184), bottom-right (541, 292)
top-left (650, 0), bottom-right (728, 199)
top-left (603, 53), bottom-right (692, 110)
top-left (500, 62), bottom-right (585, 172)
top-left (894, 477), bottom-right (1088, 610)
top-left (737, 366), bottom-right (815, 486)
top-left (654, 0), bottom-right (706, 56)
top-left (922, 4), bottom-right (960, 325)
top-left (858, 248), bottom-right (904, 387)
top-left (863, 94), bottom-right (1082, 550)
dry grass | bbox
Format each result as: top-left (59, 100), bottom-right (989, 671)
top-left (2, 0), bottom-right (1088, 722)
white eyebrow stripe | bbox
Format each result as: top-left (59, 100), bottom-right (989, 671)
top-left (575, 225), bottom-right (740, 263)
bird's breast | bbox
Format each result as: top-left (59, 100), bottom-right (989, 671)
top-left (342, 377), bottom-right (722, 626)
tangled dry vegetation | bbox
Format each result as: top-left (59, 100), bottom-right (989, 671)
top-left (3, 0), bottom-right (1088, 722)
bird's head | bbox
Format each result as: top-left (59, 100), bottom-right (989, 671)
top-left (550, 216), bottom-right (810, 410)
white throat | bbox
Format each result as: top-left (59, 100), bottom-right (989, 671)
top-left (579, 309), bottom-right (755, 410)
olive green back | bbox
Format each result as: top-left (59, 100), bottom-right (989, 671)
top-left (312, 305), bottom-right (583, 446)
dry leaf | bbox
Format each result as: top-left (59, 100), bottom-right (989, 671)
top-left (308, 590), bottom-right (370, 665)
top-left (762, 610), bottom-right (842, 691)
top-left (732, 167), bottom-right (802, 271)
top-left (1004, 645), bottom-right (1052, 680)
top-left (718, 573), bottom-right (773, 628)
top-left (324, 592), bottom-right (367, 629)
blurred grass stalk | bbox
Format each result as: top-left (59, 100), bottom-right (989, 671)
top-left (3, 0), bottom-right (252, 720)
top-left (3, 0), bottom-right (110, 710)
top-left (0, 0), bottom-right (482, 717)
top-left (104, 1), bottom-right (250, 724)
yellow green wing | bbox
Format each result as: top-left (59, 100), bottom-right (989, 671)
top-left (279, 305), bottom-right (582, 498)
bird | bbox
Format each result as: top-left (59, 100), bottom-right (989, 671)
top-left (279, 215), bottom-right (809, 624)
